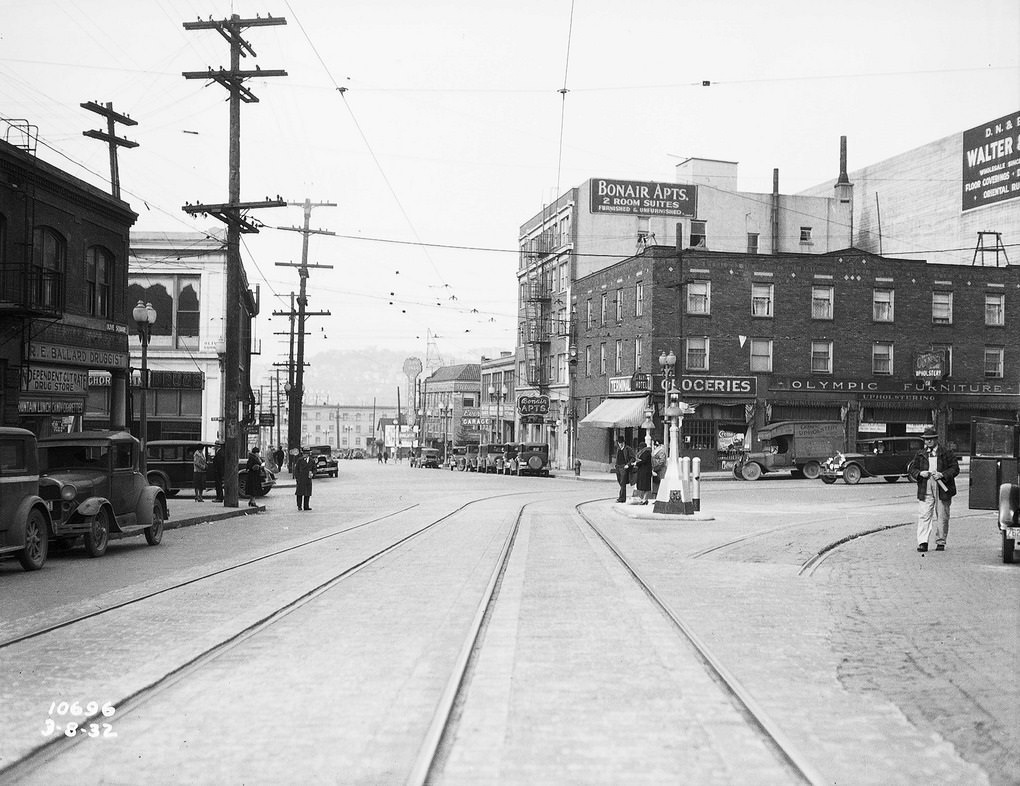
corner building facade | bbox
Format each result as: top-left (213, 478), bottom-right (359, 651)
top-left (572, 245), bottom-right (1020, 472)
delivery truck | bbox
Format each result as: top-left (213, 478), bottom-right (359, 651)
top-left (733, 420), bottom-right (846, 481)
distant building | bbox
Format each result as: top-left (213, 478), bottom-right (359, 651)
top-left (800, 110), bottom-right (1020, 266)
top-left (518, 155), bottom-right (855, 468)
top-left (0, 136), bottom-right (137, 434)
top-left (417, 363), bottom-right (481, 456)
top-left (480, 352), bottom-right (516, 445)
top-left (279, 402), bottom-right (398, 456)
top-left (573, 244), bottom-right (1020, 471)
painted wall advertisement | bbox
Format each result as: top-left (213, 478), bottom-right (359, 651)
top-left (962, 110), bottom-right (1020, 211)
top-left (590, 178), bottom-right (697, 217)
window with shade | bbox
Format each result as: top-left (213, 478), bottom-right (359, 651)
top-left (685, 337), bottom-right (709, 371)
top-left (985, 293), bottom-right (1005, 326)
top-left (811, 341), bottom-right (832, 374)
top-left (751, 282), bottom-right (773, 317)
top-left (932, 291), bottom-right (953, 324)
top-left (873, 288), bottom-right (894, 322)
top-left (984, 346), bottom-right (1004, 378)
top-left (811, 286), bottom-right (833, 320)
top-left (749, 338), bottom-right (772, 372)
top-left (686, 281), bottom-right (711, 315)
top-left (86, 246), bottom-right (113, 319)
top-left (872, 342), bottom-right (893, 375)
top-left (128, 274), bottom-right (201, 350)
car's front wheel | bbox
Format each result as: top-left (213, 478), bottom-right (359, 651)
top-left (84, 509), bottom-right (111, 557)
top-left (843, 464), bottom-right (863, 485)
top-left (801, 461), bottom-right (821, 480)
top-left (145, 503), bottom-right (164, 546)
top-left (17, 509), bottom-right (49, 571)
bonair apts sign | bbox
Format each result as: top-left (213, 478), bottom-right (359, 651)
top-left (590, 178), bottom-right (697, 217)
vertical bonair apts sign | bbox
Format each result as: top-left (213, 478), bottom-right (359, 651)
top-left (963, 110), bottom-right (1020, 211)
top-left (590, 178), bottom-right (697, 217)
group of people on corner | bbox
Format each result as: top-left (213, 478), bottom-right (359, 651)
top-left (189, 443), bottom-right (314, 511)
top-left (613, 435), bottom-right (667, 505)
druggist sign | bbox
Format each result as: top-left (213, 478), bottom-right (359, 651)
top-left (962, 109), bottom-right (1020, 211)
top-left (590, 178), bottom-right (697, 217)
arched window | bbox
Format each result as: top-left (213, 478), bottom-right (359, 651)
top-left (86, 246), bottom-right (114, 318)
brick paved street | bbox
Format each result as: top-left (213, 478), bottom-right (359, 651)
top-left (1, 461), bottom-right (1015, 784)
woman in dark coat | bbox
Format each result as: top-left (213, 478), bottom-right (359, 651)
top-left (634, 443), bottom-right (653, 504)
top-left (294, 449), bottom-right (314, 511)
top-left (245, 446), bottom-right (262, 508)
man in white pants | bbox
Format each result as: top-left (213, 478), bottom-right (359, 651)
top-left (906, 427), bottom-right (960, 553)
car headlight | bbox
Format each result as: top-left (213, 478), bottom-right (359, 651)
top-left (60, 484), bottom-right (77, 501)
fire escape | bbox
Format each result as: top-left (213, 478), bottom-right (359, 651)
top-left (521, 231), bottom-right (553, 390)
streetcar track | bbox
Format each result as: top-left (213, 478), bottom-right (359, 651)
top-left (0, 493), bottom-right (545, 781)
top-left (575, 500), bottom-right (828, 786)
top-left (0, 504), bottom-right (419, 651)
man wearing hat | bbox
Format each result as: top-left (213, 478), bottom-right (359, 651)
top-left (906, 427), bottom-right (960, 552)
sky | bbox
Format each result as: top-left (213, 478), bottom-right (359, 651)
top-left (2, 0), bottom-right (1018, 371)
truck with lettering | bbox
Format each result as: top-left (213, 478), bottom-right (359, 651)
top-left (732, 421), bottom-right (846, 481)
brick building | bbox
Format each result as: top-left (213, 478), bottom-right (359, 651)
top-left (1, 136), bottom-right (136, 434)
top-left (574, 245), bottom-right (1020, 471)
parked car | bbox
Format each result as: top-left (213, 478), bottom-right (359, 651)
top-left (308, 445), bottom-right (339, 478)
top-left (37, 430), bottom-right (168, 558)
top-left (968, 416), bottom-right (1020, 564)
top-left (514, 443), bottom-right (550, 477)
top-left (449, 444), bottom-right (479, 471)
top-left (0, 427), bottom-right (53, 571)
top-left (418, 447), bottom-right (442, 468)
top-left (819, 436), bottom-right (926, 485)
top-left (146, 440), bottom-right (274, 497)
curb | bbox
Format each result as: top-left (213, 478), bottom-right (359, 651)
top-left (164, 504), bottom-right (265, 530)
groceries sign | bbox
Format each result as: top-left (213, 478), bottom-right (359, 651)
top-left (590, 178), bottom-right (697, 217)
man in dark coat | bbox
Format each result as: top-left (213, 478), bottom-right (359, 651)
top-left (634, 442), bottom-right (654, 504)
top-left (211, 442), bottom-right (225, 502)
top-left (294, 448), bottom-right (314, 511)
top-left (905, 427), bottom-right (960, 552)
top-left (613, 435), bottom-right (636, 503)
top-left (246, 446), bottom-right (262, 508)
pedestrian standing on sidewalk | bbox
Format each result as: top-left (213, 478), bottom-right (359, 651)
top-left (906, 427), bottom-right (959, 552)
top-left (246, 446), bottom-right (263, 508)
top-left (651, 439), bottom-right (666, 495)
top-left (211, 442), bottom-right (225, 502)
top-left (273, 446), bottom-right (285, 475)
top-left (192, 447), bottom-right (207, 502)
top-left (295, 448), bottom-right (314, 511)
top-left (613, 435), bottom-right (636, 503)
top-left (634, 442), bottom-right (653, 504)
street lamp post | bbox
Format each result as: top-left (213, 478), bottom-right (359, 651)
top-left (488, 383), bottom-right (508, 443)
top-left (655, 348), bottom-right (689, 514)
top-left (659, 350), bottom-right (676, 458)
top-left (132, 300), bottom-right (156, 474)
top-left (440, 403), bottom-right (452, 463)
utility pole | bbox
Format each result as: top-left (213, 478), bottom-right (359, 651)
top-left (182, 13), bottom-right (287, 508)
top-left (274, 199), bottom-right (334, 460)
top-left (81, 101), bottom-right (138, 199)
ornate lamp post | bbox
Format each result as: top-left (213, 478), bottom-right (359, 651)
top-left (659, 350), bottom-right (677, 458)
top-left (440, 403), bottom-right (452, 463)
top-left (132, 300), bottom-right (157, 474)
top-left (488, 382), bottom-right (508, 443)
top-left (655, 348), bottom-right (688, 514)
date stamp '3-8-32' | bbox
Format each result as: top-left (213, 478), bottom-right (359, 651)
top-left (40, 701), bottom-right (117, 738)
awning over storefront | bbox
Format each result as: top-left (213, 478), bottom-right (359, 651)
top-left (579, 396), bottom-right (650, 428)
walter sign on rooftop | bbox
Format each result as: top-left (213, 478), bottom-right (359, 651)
top-left (590, 178), bottom-right (698, 217)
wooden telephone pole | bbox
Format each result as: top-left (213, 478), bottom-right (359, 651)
top-left (80, 101), bottom-right (138, 199)
top-left (181, 13), bottom-right (287, 507)
top-left (274, 199), bottom-right (334, 459)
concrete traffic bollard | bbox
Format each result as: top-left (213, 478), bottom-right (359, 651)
top-left (691, 457), bottom-right (701, 511)
top-left (680, 456), bottom-right (693, 514)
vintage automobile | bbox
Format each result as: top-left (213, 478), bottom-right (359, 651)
top-left (417, 447), bottom-right (442, 468)
top-left (146, 440), bottom-right (275, 497)
top-left (819, 436), bottom-right (926, 485)
top-left (37, 430), bottom-right (168, 558)
top-left (449, 444), bottom-right (479, 471)
top-left (308, 445), bottom-right (339, 478)
top-left (734, 421), bottom-right (845, 481)
top-left (968, 417), bottom-right (1020, 564)
top-left (514, 443), bottom-right (550, 477)
top-left (0, 427), bottom-right (53, 571)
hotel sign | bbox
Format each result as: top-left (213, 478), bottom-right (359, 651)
top-left (590, 178), bottom-right (697, 217)
top-left (963, 110), bottom-right (1020, 211)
